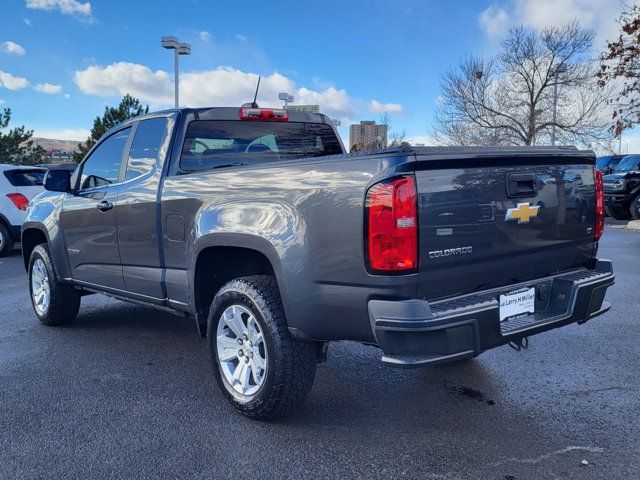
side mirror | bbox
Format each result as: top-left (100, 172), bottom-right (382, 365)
top-left (44, 169), bottom-right (72, 193)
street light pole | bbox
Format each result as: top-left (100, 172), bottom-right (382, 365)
top-left (161, 36), bottom-right (191, 108)
top-left (173, 47), bottom-right (179, 108)
top-left (619, 129), bottom-right (623, 155)
top-left (551, 63), bottom-right (567, 146)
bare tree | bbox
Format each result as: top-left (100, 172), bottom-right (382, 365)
top-left (598, 4), bottom-right (640, 137)
top-left (433, 22), bottom-right (611, 147)
top-left (379, 113), bottom-right (409, 147)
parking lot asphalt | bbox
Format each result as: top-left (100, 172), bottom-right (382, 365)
top-left (1, 223), bottom-right (638, 480)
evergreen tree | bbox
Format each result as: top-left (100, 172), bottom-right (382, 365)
top-left (73, 94), bottom-right (149, 162)
top-left (0, 108), bottom-right (45, 165)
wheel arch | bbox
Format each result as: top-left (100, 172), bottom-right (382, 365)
top-left (21, 226), bottom-right (49, 271)
top-left (190, 236), bottom-right (286, 337)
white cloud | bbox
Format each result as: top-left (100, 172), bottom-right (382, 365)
top-left (2, 41), bottom-right (26, 55)
top-left (34, 82), bottom-right (62, 94)
top-left (369, 99), bottom-right (404, 114)
top-left (479, 6), bottom-right (510, 38)
top-left (25, 0), bottom-right (93, 21)
top-left (199, 31), bottom-right (211, 41)
top-left (235, 34), bottom-right (248, 42)
top-left (64, 93), bottom-right (70, 99)
top-left (74, 62), bottom-right (172, 104)
top-left (0, 71), bottom-right (29, 90)
top-left (73, 62), bottom-right (360, 120)
top-left (24, 18), bottom-right (32, 26)
top-left (479, 0), bottom-right (625, 48)
top-left (0, 99), bottom-right (5, 105)
top-left (33, 127), bottom-right (90, 141)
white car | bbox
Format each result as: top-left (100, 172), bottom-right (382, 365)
top-left (0, 164), bottom-right (47, 256)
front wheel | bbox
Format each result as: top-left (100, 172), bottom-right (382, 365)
top-left (29, 244), bottom-right (81, 326)
top-left (630, 195), bottom-right (640, 220)
top-left (208, 275), bottom-right (317, 419)
top-left (606, 205), bottom-right (632, 221)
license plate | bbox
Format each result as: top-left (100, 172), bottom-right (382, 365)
top-left (499, 287), bottom-right (535, 322)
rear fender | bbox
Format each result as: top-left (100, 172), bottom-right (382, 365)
top-left (188, 200), bottom-right (301, 321)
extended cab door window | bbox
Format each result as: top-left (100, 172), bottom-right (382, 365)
top-left (79, 128), bottom-right (131, 190)
top-left (124, 118), bottom-right (169, 182)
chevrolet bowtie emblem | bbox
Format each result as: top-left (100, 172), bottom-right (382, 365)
top-left (505, 202), bottom-right (540, 224)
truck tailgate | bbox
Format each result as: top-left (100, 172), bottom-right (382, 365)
top-left (415, 159), bottom-right (596, 300)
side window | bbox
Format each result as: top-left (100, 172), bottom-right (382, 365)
top-left (79, 128), bottom-right (131, 190)
top-left (125, 118), bottom-right (168, 181)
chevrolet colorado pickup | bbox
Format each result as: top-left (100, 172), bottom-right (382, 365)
top-left (23, 107), bottom-right (614, 419)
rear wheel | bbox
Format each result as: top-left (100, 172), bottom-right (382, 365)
top-left (29, 244), bottom-right (81, 326)
top-left (208, 275), bottom-right (317, 419)
top-left (0, 223), bottom-right (14, 257)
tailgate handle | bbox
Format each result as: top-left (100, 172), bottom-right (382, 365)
top-left (506, 172), bottom-right (537, 198)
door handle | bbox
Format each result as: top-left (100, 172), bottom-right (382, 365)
top-left (96, 201), bottom-right (113, 212)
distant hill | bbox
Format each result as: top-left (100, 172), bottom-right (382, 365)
top-left (30, 137), bottom-right (81, 153)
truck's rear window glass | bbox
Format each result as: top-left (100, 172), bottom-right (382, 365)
top-left (180, 120), bottom-right (342, 171)
top-left (3, 169), bottom-right (46, 186)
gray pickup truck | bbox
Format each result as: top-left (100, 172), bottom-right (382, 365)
top-left (23, 106), bottom-right (614, 418)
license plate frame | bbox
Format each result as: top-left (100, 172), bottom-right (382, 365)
top-left (499, 287), bottom-right (535, 322)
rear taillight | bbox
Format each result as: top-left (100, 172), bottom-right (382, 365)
top-left (594, 169), bottom-right (605, 240)
top-left (239, 108), bottom-right (288, 121)
top-left (365, 176), bottom-right (418, 273)
top-left (7, 193), bottom-right (29, 211)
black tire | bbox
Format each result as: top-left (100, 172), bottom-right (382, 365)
top-left (630, 195), bottom-right (640, 220)
top-left (28, 244), bottom-right (81, 326)
top-left (606, 206), bottom-right (632, 221)
top-left (207, 275), bottom-right (317, 419)
top-left (0, 223), bottom-right (14, 257)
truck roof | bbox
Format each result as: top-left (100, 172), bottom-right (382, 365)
top-left (120, 107), bottom-right (333, 126)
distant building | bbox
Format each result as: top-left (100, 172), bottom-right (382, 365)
top-left (349, 120), bottom-right (388, 151)
top-left (30, 137), bottom-right (81, 163)
top-left (285, 104), bottom-right (319, 113)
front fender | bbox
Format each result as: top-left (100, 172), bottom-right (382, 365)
top-left (22, 192), bottom-right (70, 278)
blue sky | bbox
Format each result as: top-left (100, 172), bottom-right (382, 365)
top-left (0, 0), bottom-right (629, 147)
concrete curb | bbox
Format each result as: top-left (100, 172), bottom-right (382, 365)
top-left (609, 220), bottom-right (640, 231)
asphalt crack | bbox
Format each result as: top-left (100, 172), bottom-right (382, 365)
top-left (487, 446), bottom-right (605, 467)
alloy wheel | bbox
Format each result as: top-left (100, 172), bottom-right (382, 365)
top-left (216, 304), bottom-right (268, 397)
top-left (31, 258), bottom-right (50, 315)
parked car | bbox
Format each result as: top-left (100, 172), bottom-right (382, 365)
top-left (0, 164), bottom-right (46, 256)
top-left (22, 107), bottom-right (614, 419)
top-left (596, 154), bottom-right (626, 175)
top-left (603, 154), bottom-right (640, 220)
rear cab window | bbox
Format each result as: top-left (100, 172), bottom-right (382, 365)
top-left (3, 169), bottom-right (46, 187)
top-left (180, 121), bottom-right (343, 171)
